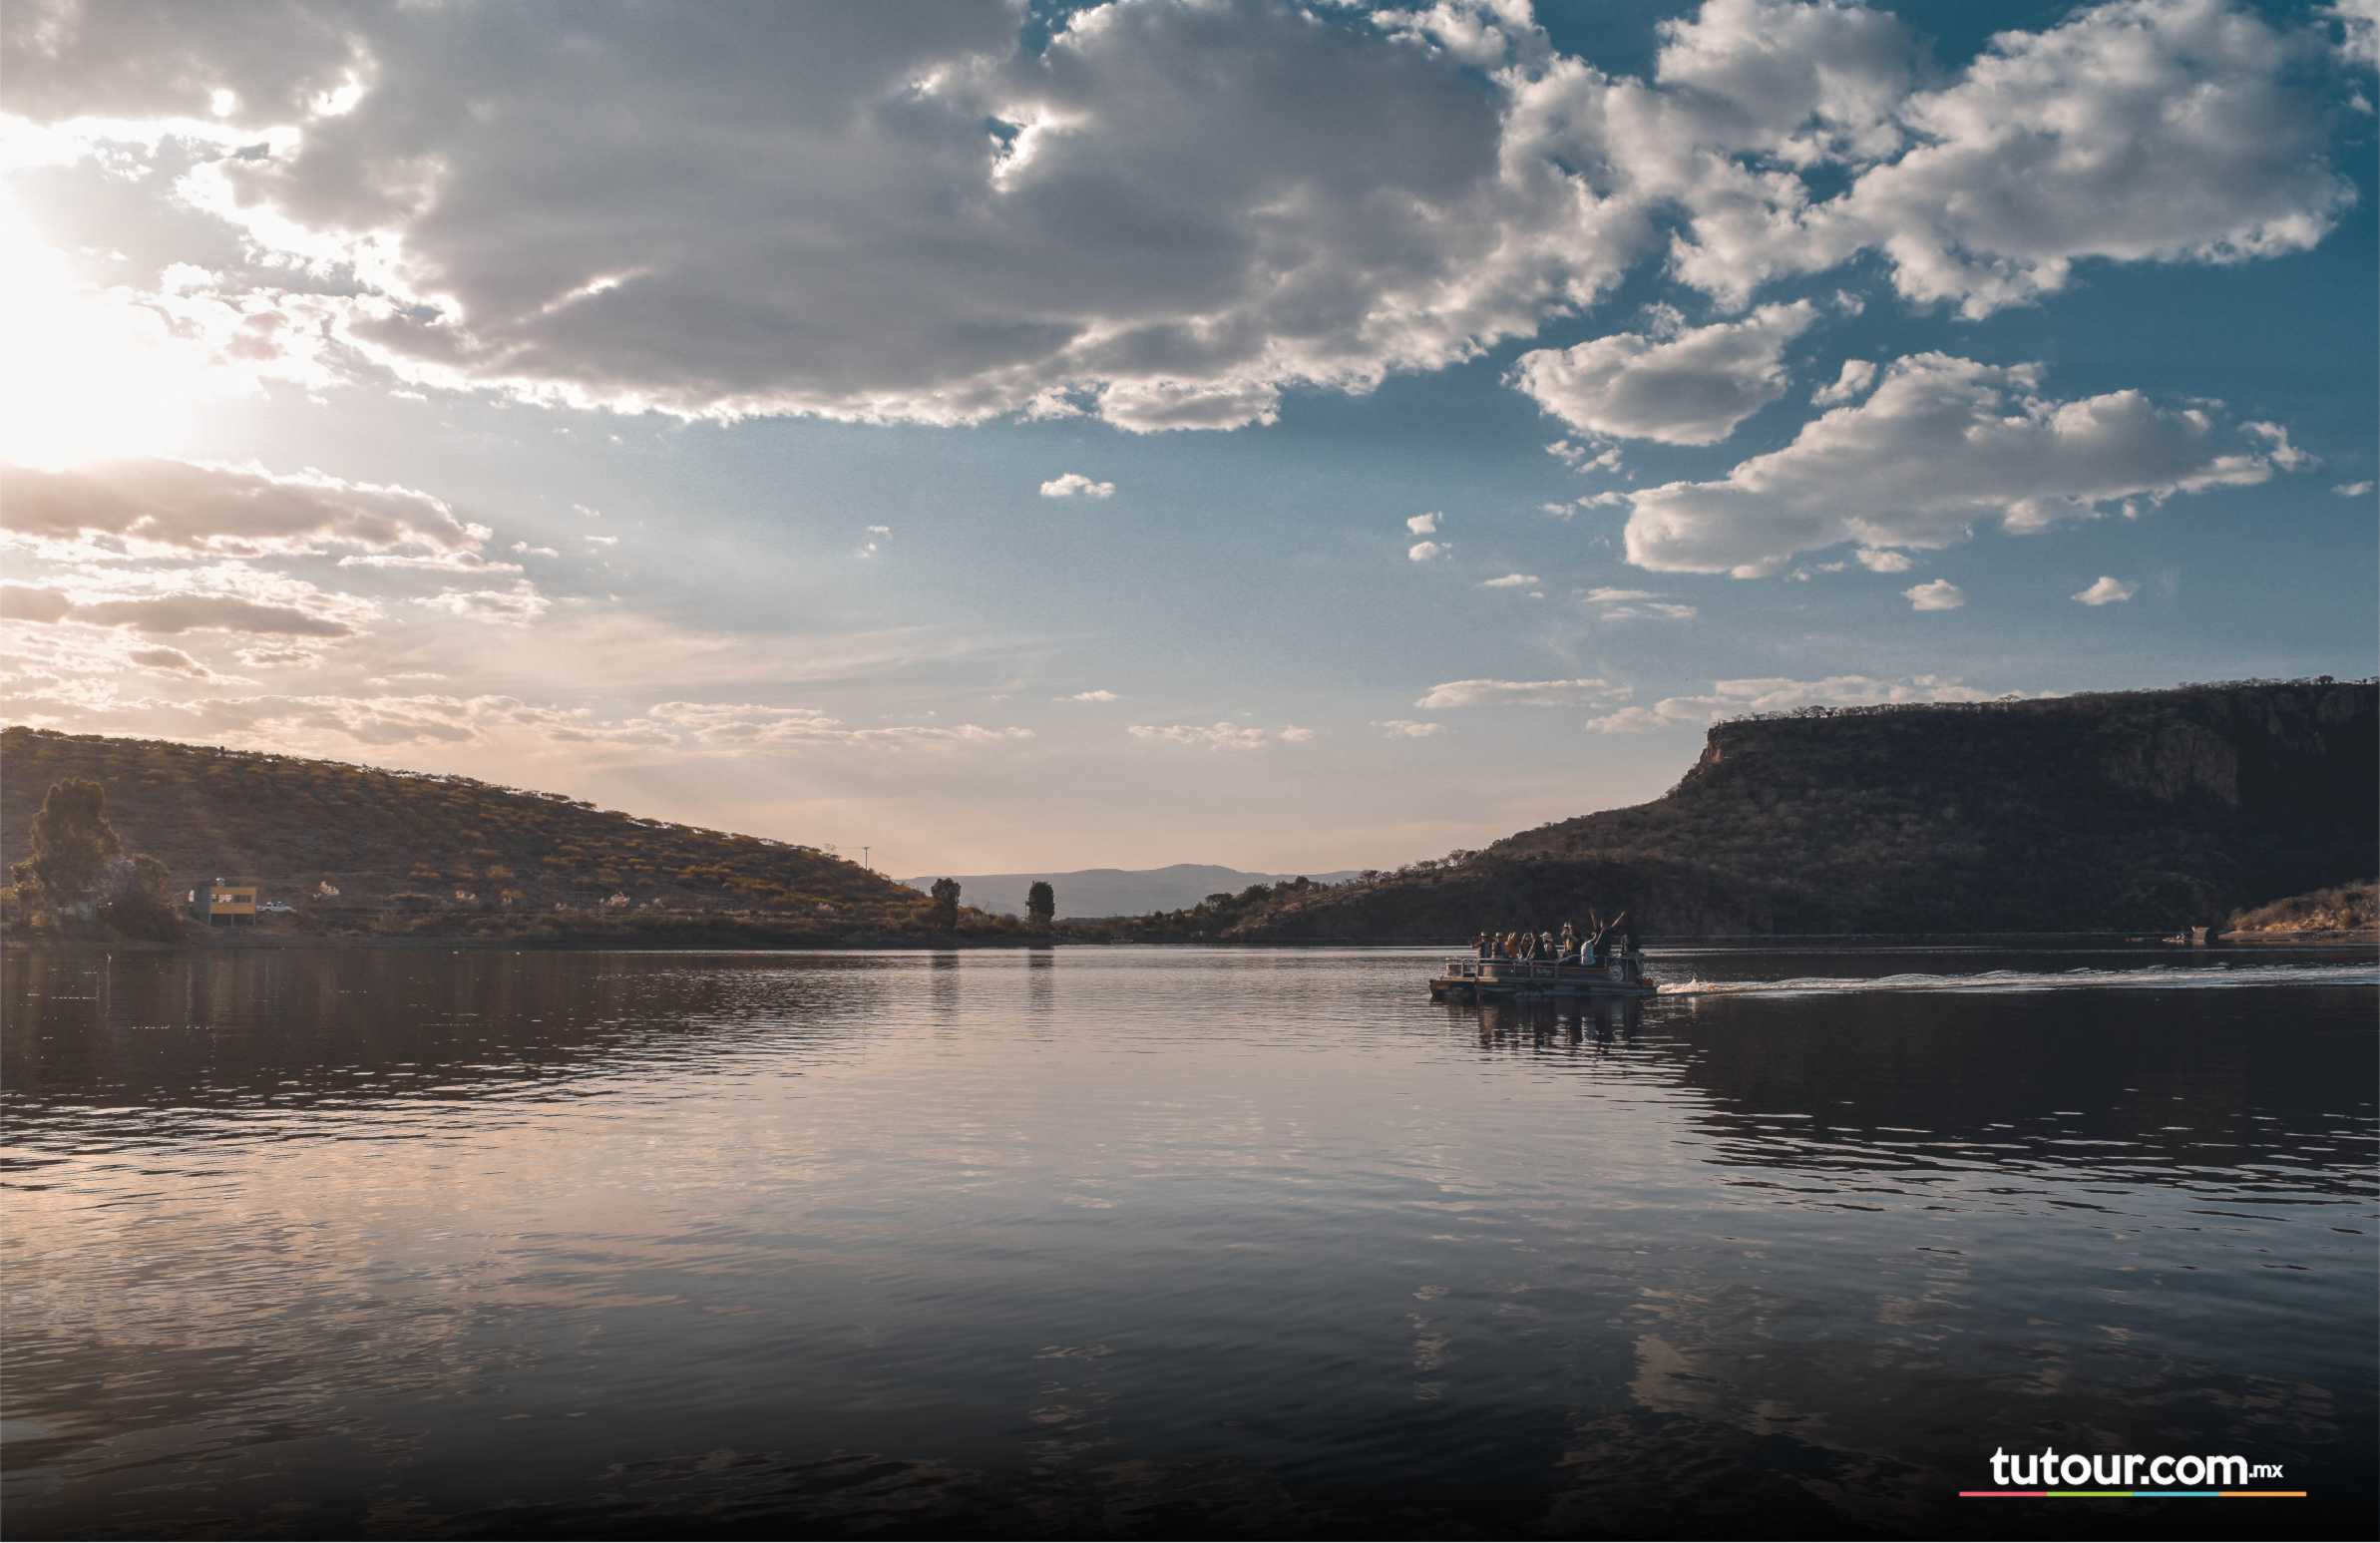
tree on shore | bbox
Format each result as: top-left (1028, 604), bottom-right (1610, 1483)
top-left (1026, 881), bottom-right (1055, 929)
top-left (929, 877), bottom-right (961, 932)
top-left (10, 778), bottom-right (124, 922)
top-left (7, 778), bottom-right (179, 937)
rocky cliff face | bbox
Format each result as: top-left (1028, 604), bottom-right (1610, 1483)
top-left (1217, 679), bottom-right (2376, 941)
top-left (1678, 678), bottom-right (2368, 819)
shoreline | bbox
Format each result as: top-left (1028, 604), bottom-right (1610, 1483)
top-left (7, 929), bottom-right (2374, 955)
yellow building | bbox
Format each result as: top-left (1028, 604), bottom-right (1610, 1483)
top-left (192, 881), bottom-right (260, 924)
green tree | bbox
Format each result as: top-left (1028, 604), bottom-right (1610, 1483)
top-left (10, 778), bottom-right (124, 922)
top-left (1026, 880), bottom-right (1055, 928)
top-left (929, 877), bottom-right (961, 932)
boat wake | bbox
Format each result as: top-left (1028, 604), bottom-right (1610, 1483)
top-left (1655, 963), bottom-right (2380, 998)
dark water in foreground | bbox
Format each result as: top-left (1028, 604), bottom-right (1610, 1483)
top-left (4, 944), bottom-right (2375, 1539)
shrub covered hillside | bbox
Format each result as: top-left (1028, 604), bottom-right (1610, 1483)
top-left (2225, 882), bottom-right (2378, 938)
top-left (1117, 678), bottom-right (2376, 942)
top-left (0, 727), bottom-right (983, 942)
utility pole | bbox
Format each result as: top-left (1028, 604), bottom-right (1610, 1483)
top-left (862, 845), bottom-right (871, 871)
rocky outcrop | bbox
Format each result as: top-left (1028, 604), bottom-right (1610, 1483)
top-left (1213, 679), bottom-right (2376, 940)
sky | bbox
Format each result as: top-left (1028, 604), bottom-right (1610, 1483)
top-left (1, 0), bottom-right (2374, 877)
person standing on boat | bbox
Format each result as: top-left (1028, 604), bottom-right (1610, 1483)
top-left (1537, 930), bottom-right (1554, 962)
top-left (1475, 932), bottom-right (1491, 961)
top-left (1559, 922), bottom-right (1578, 964)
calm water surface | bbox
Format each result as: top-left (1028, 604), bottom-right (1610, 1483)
top-left (4, 944), bottom-right (2375, 1538)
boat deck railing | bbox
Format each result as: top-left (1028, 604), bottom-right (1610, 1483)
top-left (1440, 956), bottom-right (1644, 982)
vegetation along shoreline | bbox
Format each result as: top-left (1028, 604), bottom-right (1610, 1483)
top-left (5, 678), bottom-right (2372, 952)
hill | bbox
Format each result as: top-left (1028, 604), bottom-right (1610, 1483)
top-left (899, 863), bottom-right (1364, 918)
top-left (0, 727), bottom-right (996, 944)
top-left (2225, 881), bottom-right (2378, 939)
top-left (1073, 679), bottom-right (2377, 942)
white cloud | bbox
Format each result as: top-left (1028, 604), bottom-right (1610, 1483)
top-left (1811, 359), bottom-right (1877, 406)
top-left (1478, 573), bottom-right (1538, 588)
top-left (2073, 575), bottom-right (2138, 605)
top-left (1853, 547), bottom-right (1912, 573)
top-left (1660, 0), bottom-right (2353, 315)
top-left (1415, 677), bottom-right (1628, 709)
top-left (336, 551), bottom-right (523, 575)
top-left (1582, 705), bottom-right (1671, 734)
top-left (1, 458), bottom-right (485, 561)
top-left (1405, 512), bottom-right (1441, 536)
top-left (636, 700), bottom-right (1032, 751)
top-left (511, 541), bottom-right (560, 558)
top-left (1903, 579), bottom-right (1964, 611)
top-left (1581, 585), bottom-right (1697, 620)
top-left (2335, 480), bottom-right (2376, 497)
top-left (1510, 301), bottom-right (1816, 446)
top-left (3, 578), bottom-right (368, 638)
top-left (127, 644), bottom-right (231, 679)
top-left (1646, 0), bottom-right (1923, 165)
top-left (2243, 420), bottom-right (2315, 471)
top-left (1059, 688), bottom-right (1119, 702)
top-left (1374, 718), bottom-right (1447, 738)
top-left (1039, 472), bottom-right (1116, 499)
top-left (586, 535), bottom-right (620, 549)
top-left (1544, 493), bottom-right (1631, 520)
top-left (1547, 441), bottom-right (1625, 473)
top-left (8, 686), bottom-right (1039, 759)
top-left (1407, 540), bottom-right (1449, 562)
top-left (415, 581), bottom-right (552, 626)
top-left (1128, 721), bottom-right (1273, 750)
top-left (2, 0), bottom-right (1653, 433)
top-left (1586, 672), bottom-right (2006, 731)
top-left (1095, 379), bottom-right (1281, 434)
top-left (235, 644), bottom-right (329, 670)
top-left (1277, 724), bottom-right (1316, 743)
top-left (1623, 354), bottom-right (2282, 576)
top-left (5, 0), bottom-right (2351, 438)
top-left (2330, 0), bottom-right (2379, 67)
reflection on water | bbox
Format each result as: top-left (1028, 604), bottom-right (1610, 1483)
top-left (4, 945), bottom-right (2374, 1538)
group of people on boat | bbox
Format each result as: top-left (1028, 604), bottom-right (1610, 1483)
top-left (1474, 910), bottom-right (1631, 967)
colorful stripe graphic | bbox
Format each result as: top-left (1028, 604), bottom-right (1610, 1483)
top-left (1958, 1490), bottom-right (2306, 1499)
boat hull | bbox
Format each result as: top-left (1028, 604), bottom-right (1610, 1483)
top-left (1429, 959), bottom-right (1658, 1000)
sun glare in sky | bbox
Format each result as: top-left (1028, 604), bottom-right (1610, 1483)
top-left (0, 202), bottom-right (214, 467)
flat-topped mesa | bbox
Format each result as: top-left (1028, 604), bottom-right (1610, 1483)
top-left (1197, 678), bottom-right (2376, 942)
top-left (1674, 677), bottom-right (2374, 818)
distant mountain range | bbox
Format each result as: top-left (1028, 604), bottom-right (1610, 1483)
top-left (899, 863), bottom-right (1364, 918)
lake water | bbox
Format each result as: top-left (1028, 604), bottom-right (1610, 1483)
top-left (4, 944), bottom-right (2375, 1539)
